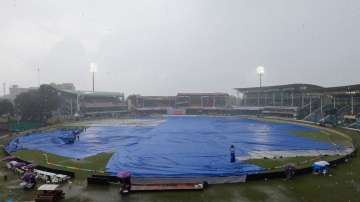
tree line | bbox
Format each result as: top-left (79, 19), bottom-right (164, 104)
top-left (0, 85), bottom-right (60, 122)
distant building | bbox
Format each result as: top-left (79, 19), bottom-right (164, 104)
top-left (127, 95), bottom-right (176, 109)
top-left (45, 84), bottom-right (127, 117)
top-left (49, 83), bottom-right (76, 91)
top-left (234, 83), bottom-right (360, 121)
top-left (78, 91), bottom-right (126, 115)
top-left (235, 83), bottom-right (323, 107)
top-left (176, 93), bottom-right (230, 108)
top-left (8, 85), bottom-right (38, 100)
top-left (4, 83), bottom-right (76, 101)
top-left (127, 93), bottom-right (230, 115)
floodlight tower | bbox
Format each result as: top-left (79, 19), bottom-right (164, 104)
top-left (2, 82), bottom-right (5, 96)
top-left (90, 62), bottom-right (98, 92)
top-left (256, 66), bottom-right (265, 106)
top-left (37, 67), bottom-right (40, 86)
top-left (256, 66), bottom-right (265, 88)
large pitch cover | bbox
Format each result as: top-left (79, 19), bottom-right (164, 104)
top-left (6, 116), bottom-right (342, 177)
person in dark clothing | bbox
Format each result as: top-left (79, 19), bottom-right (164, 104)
top-left (120, 175), bottom-right (131, 194)
top-left (284, 164), bottom-right (296, 180)
top-left (230, 145), bottom-right (236, 163)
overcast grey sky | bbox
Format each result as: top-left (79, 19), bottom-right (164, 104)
top-left (0, 0), bottom-right (359, 96)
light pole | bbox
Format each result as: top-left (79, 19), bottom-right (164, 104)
top-left (2, 82), bottom-right (5, 97)
top-left (256, 66), bottom-right (265, 106)
top-left (37, 67), bottom-right (40, 87)
top-left (90, 62), bottom-right (97, 92)
top-left (256, 66), bottom-right (264, 88)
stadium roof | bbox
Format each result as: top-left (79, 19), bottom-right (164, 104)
top-left (177, 93), bottom-right (229, 96)
top-left (142, 96), bottom-right (176, 100)
top-left (75, 90), bottom-right (124, 97)
top-left (46, 84), bottom-right (124, 97)
top-left (235, 84), bottom-right (323, 93)
top-left (235, 83), bottom-right (360, 95)
top-left (305, 84), bottom-right (360, 95)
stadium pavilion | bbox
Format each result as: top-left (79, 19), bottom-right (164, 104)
top-left (235, 83), bottom-right (360, 124)
top-left (44, 84), bottom-right (127, 118)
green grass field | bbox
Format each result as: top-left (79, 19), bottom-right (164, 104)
top-left (246, 155), bottom-right (344, 170)
top-left (13, 150), bottom-right (113, 179)
top-left (2, 122), bottom-right (353, 179)
top-left (291, 130), bottom-right (353, 147)
top-left (62, 127), bottom-right (360, 202)
top-left (1, 123), bottom-right (360, 201)
top-left (244, 128), bottom-right (353, 170)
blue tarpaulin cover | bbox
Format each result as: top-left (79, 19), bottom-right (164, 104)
top-left (6, 116), bottom-right (340, 177)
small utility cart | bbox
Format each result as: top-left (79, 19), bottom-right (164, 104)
top-left (35, 184), bottom-right (65, 202)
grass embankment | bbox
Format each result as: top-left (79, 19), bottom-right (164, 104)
top-left (246, 155), bottom-right (342, 170)
top-left (245, 129), bottom-right (353, 170)
top-left (0, 133), bottom-right (11, 159)
top-left (291, 130), bottom-right (353, 147)
top-left (1, 125), bottom-right (110, 180)
top-left (13, 150), bottom-right (113, 180)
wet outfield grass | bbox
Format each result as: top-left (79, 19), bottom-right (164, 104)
top-left (12, 150), bottom-right (113, 179)
top-left (5, 117), bottom-right (345, 178)
top-left (245, 155), bottom-right (342, 170)
top-left (0, 127), bottom-right (359, 201)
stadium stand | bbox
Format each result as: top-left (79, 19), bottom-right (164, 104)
top-left (127, 93), bottom-right (231, 115)
top-left (42, 85), bottom-right (127, 118)
top-left (36, 83), bottom-right (360, 124)
top-left (176, 93), bottom-right (230, 108)
top-left (235, 83), bottom-right (360, 125)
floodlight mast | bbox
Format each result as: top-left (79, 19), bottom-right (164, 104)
top-left (256, 66), bottom-right (265, 106)
top-left (92, 72), bottom-right (94, 92)
top-left (90, 63), bottom-right (97, 92)
top-left (256, 66), bottom-right (264, 88)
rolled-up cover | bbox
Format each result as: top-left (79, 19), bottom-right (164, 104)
top-left (14, 162), bottom-right (27, 168)
top-left (117, 171), bottom-right (131, 179)
top-left (1, 156), bottom-right (17, 162)
top-left (22, 172), bottom-right (35, 182)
